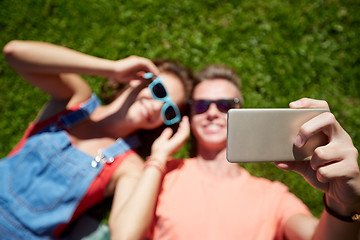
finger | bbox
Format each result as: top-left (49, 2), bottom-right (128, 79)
top-left (275, 160), bottom-right (329, 191)
top-left (295, 112), bottom-right (339, 148)
top-left (155, 118), bottom-right (188, 144)
top-left (170, 117), bottom-right (190, 142)
top-left (139, 60), bottom-right (160, 76)
top-left (119, 56), bottom-right (160, 81)
top-left (310, 143), bottom-right (343, 170)
top-left (316, 158), bottom-right (360, 183)
top-left (128, 56), bottom-right (160, 76)
top-left (289, 98), bottom-right (329, 110)
top-left (156, 128), bottom-right (173, 142)
top-left (178, 116), bottom-right (190, 134)
top-left (311, 143), bottom-right (359, 169)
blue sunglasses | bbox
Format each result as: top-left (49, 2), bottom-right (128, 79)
top-left (143, 73), bottom-right (181, 125)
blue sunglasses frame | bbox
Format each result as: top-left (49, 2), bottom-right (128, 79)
top-left (143, 73), bottom-right (181, 125)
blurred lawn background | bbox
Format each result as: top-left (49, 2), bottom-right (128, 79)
top-left (1, 0), bottom-right (359, 218)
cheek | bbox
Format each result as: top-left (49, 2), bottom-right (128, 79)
top-left (167, 85), bottom-right (185, 107)
top-left (190, 116), bottom-right (202, 133)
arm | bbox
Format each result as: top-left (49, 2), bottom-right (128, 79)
top-left (3, 40), bottom-right (159, 116)
top-left (109, 117), bottom-right (190, 240)
top-left (276, 98), bottom-right (360, 240)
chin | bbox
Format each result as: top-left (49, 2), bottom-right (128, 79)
top-left (200, 139), bottom-right (226, 148)
top-left (204, 134), bottom-right (226, 142)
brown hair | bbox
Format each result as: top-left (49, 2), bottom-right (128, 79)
top-left (193, 64), bottom-right (244, 106)
top-left (152, 59), bottom-right (193, 107)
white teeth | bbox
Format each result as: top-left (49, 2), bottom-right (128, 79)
top-left (206, 124), bottom-right (221, 131)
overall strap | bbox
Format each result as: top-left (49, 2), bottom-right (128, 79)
top-left (59, 94), bottom-right (101, 129)
top-left (91, 134), bottom-right (142, 168)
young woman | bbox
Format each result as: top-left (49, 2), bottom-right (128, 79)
top-left (109, 64), bottom-right (360, 240)
top-left (0, 40), bottom-right (193, 239)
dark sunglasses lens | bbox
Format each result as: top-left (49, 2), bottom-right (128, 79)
top-left (193, 100), bottom-right (210, 114)
top-left (217, 100), bottom-right (235, 113)
top-left (152, 82), bottom-right (167, 99)
top-left (164, 105), bottom-right (177, 120)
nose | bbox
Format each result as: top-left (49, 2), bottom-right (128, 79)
top-left (207, 102), bottom-right (220, 115)
top-left (152, 99), bottom-right (164, 111)
top-left (142, 87), bottom-right (154, 98)
top-left (146, 98), bottom-right (164, 119)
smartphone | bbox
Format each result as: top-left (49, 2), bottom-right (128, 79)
top-left (226, 108), bottom-right (329, 163)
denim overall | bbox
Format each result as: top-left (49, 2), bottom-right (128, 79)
top-left (0, 94), bottom-right (139, 240)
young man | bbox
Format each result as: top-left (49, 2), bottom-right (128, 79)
top-left (109, 64), bottom-right (360, 240)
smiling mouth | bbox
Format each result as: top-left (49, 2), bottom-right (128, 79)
top-left (204, 124), bottom-right (223, 133)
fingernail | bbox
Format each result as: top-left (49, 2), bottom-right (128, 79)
top-left (289, 101), bottom-right (299, 108)
top-left (295, 135), bottom-right (304, 147)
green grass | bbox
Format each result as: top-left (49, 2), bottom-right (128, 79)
top-left (1, 0), bottom-right (360, 218)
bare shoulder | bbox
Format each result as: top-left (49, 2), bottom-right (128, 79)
top-left (118, 153), bottom-right (145, 175)
top-left (105, 153), bottom-right (144, 196)
top-left (112, 153), bottom-right (145, 181)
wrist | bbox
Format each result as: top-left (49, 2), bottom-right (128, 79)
top-left (104, 60), bottom-right (119, 79)
top-left (323, 194), bottom-right (360, 222)
top-left (144, 156), bottom-right (167, 174)
top-left (148, 152), bottom-right (169, 164)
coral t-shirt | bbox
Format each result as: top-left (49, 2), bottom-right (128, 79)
top-left (151, 158), bottom-right (311, 240)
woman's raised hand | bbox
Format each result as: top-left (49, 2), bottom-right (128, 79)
top-left (150, 116), bottom-right (190, 164)
top-left (111, 55), bottom-right (160, 83)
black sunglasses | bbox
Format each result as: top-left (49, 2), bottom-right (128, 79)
top-left (189, 98), bottom-right (240, 115)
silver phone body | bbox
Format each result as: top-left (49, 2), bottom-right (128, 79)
top-left (226, 108), bottom-right (329, 163)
